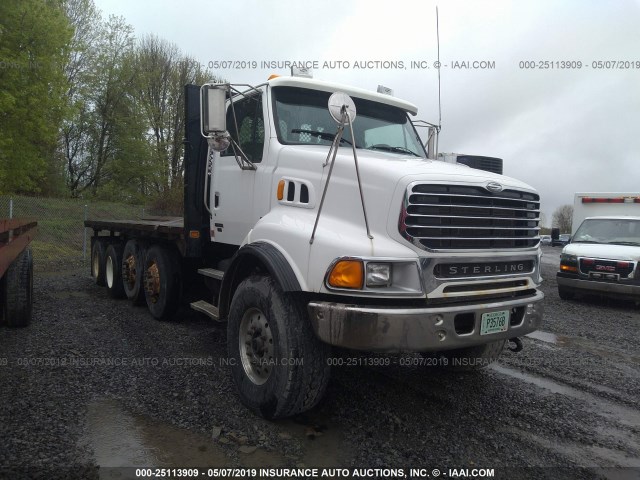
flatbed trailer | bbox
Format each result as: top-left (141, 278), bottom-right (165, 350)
top-left (0, 218), bottom-right (37, 327)
top-left (86, 218), bottom-right (184, 243)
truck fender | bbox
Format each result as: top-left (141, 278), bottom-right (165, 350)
top-left (218, 241), bottom-right (302, 320)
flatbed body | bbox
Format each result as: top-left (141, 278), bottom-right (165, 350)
top-left (0, 218), bottom-right (37, 278)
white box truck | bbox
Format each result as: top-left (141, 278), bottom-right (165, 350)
top-left (557, 192), bottom-right (640, 301)
top-left (571, 192), bottom-right (640, 235)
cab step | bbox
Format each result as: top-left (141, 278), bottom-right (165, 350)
top-left (197, 268), bottom-right (224, 281)
top-left (190, 300), bottom-right (222, 321)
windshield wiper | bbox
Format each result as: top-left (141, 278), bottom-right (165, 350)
top-left (291, 129), bottom-right (353, 146)
top-left (573, 240), bottom-right (602, 244)
top-left (367, 144), bottom-right (420, 157)
top-left (606, 241), bottom-right (640, 246)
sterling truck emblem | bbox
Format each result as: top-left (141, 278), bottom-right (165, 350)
top-left (486, 181), bottom-right (503, 193)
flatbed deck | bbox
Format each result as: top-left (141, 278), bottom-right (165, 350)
top-left (0, 219), bottom-right (38, 278)
top-left (84, 217), bottom-right (184, 240)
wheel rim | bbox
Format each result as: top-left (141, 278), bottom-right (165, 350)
top-left (106, 256), bottom-right (114, 287)
top-left (239, 308), bottom-right (274, 385)
top-left (123, 254), bottom-right (136, 289)
top-left (92, 251), bottom-right (99, 279)
top-left (144, 261), bottom-right (160, 303)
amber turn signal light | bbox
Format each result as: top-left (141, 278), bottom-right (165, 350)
top-left (560, 264), bottom-right (578, 272)
top-left (328, 260), bottom-right (364, 289)
top-left (277, 180), bottom-right (285, 200)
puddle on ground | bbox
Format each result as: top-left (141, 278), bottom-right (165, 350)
top-left (500, 425), bottom-right (640, 472)
top-left (276, 415), bottom-right (348, 468)
top-left (84, 398), bottom-right (348, 478)
top-left (490, 364), bottom-right (640, 429)
top-left (526, 331), bottom-right (560, 345)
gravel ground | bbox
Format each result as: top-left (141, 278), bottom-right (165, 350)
top-left (1, 246), bottom-right (639, 479)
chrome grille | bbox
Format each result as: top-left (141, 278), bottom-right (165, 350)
top-left (400, 184), bottom-right (540, 250)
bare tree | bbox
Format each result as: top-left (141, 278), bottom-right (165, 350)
top-left (552, 204), bottom-right (573, 233)
top-left (134, 35), bottom-right (218, 190)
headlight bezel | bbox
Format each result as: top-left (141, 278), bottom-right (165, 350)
top-left (324, 257), bottom-right (424, 296)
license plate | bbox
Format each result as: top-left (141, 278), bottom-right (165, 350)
top-left (480, 310), bottom-right (510, 335)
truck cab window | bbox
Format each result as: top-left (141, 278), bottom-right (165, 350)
top-left (222, 94), bottom-right (264, 162)
top-left (272, 86), bottom-right (426, 158)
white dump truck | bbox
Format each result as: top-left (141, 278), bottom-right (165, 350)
top-left (86, 73), bottom-right (544, 418)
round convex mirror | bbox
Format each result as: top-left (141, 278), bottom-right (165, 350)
top-left (328, 92), bottom-right (356, 124)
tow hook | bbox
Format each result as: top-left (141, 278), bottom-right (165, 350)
top-left (508, 337), bottom-right (523, 352)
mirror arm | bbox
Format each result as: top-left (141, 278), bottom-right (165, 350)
top-left (229, 138), bottom-right (256, 171)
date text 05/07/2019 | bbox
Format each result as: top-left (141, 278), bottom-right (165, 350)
top-left (519, 60), bottom-right (640, 69)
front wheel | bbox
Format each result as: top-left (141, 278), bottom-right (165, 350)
top-left (227, 275), bottom-right (331, 419)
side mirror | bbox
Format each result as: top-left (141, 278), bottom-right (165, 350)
top-left (201, 84), bottom-right (229, 151)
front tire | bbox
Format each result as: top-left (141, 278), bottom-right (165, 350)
top-left (227, 275), bottom-right (331, 419)
top-left (3, 247), bottom-right (34, 327)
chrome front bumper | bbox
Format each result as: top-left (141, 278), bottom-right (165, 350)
top-left (557, 275), bottom-right (640, 297)
top-left (307, 290), bottom-right (544, 352)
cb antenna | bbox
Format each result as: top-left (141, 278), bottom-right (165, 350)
top-left (436, 6), bottom-right (442, 133)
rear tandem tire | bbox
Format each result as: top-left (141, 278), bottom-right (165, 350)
top-left (143, 245), bottom-right (181, 320)
top-left (122, 239), bottom-right (147, 305)
top-left (91, 239), bottom-right (108, 286)
top-left (3, 247), bottom-right (34, 328)
top-left (105, 243), bottom-right (126, 299)
top-left (227, 275), bottom-right (331, 419)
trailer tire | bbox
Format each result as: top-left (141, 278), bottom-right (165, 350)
top-left (558, 286), bottom-right (575, 301)
top-left (143, 245), bottom-right (180, 320)
top-left (227, 275), bottom-right (331, 419)
top-left (3, 247), bottom-right (33, 328)
top-left (91, 239), bottom-right (108, 286)
top-left (426, 339), bottom-right (506, 372)
top-left (105, 243), bottom-right (126, 299)
top-left (122, 239), bottom-right (147, 304)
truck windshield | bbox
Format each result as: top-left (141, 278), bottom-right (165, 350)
top-left (272, 86), bottom-right (426, 158)
top-left (573, 218), bottom-right (640, 246)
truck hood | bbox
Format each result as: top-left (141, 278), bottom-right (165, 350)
top-left (563, 243), bottom-right (640, 261)
top-left (275, 145), bottom-right (540, 258)
top-left (279, 145), bottom-right (537, 192)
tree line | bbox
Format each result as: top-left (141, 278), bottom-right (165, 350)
top-left (0, 0), bottom-right (220, 208)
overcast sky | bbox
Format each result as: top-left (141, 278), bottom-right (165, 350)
top-left (95, 0), bottom-right (640, 226)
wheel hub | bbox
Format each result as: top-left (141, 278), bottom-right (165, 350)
top-left (144, 262), bottom-right (160, 303)
top-left (123, 254), bottom-right (136, 289)
top-left (239, 308), bottom-right (274, 385)
top-left (106, 256), bottom-right (114, 287)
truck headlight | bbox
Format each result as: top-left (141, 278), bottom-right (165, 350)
top-left (560, 253), bottom-right (578, 273)
top-left (366, 263), bottom-right (392, 287)
top-left (325, 257), bottom-right (423, 296)
top-left (327, 260), bottom-right (364, 289)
